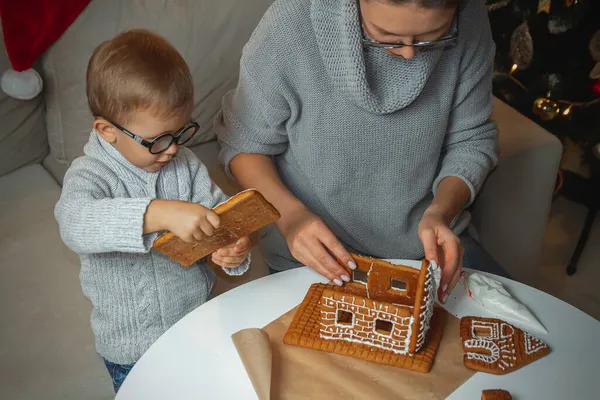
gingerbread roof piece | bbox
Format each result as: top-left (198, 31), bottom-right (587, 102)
top-left (152, 189), bottom-right (279, 266)
top-left (284, 257), bottom-right (443, 373)
top-left (460, 316), bottom-right (550, 375)
top-left (481, 389), bottom-right (513, 400)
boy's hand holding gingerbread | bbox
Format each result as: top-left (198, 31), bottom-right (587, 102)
top-left (145, 199), bottom-right (250, 268)
top-left (165, 200), bottom-right (221, 243)
top-left (145, 199), bottom-right (219, 242)
top-left (211, 236), bottom-right (251, 268)
top-left (163, 200), bottom-right (251, 268)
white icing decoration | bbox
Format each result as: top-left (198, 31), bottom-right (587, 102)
top-left (319, 292), bottom-right (414, 355)
top-left (501, 323), bottom-right (515, 338)
top-left (465, 319), bottom-right (519, 370)
top-left (471, 320), bottom-right (500, 340)
top-left (366, 261), bottom-right (373, 299)
top-left (464, 338), bottom-right (517, 369)
top-left (415, 262), bottom-right (436, 352)
top-left (524, 331), bottom-right (548, 355)
top-left (464, 339), bottom-right (501, 364)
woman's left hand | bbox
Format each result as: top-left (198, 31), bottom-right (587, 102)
top-left (211, 236), bottom-right (251, 268)
top-left (417, 207), bottom-right (464, 304)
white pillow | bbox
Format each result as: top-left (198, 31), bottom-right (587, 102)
top-left (0, 19), bottom-right (48, 177)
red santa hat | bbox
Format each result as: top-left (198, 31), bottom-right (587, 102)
top-left (0, 0), bottom-right (90, 100)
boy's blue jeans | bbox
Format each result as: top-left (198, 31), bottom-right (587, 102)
top-left (101, 288), bottom-right (216, 393)
top-left (103, 358), bottom-right (135, 392)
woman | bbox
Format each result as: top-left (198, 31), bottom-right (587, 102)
top-left (216, 0), bottom-right (506, 302)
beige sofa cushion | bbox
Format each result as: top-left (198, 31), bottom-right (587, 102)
top-left (41, 0), bottom-right (274, 183)
top-left (0, 164), bottom-right (114, 398)
top-left (0, 21), bottom-right (48, 177)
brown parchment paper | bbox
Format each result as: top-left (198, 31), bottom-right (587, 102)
top-left (231, 307), bottom-right (474, 400)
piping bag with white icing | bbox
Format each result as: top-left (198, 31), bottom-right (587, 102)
top-left (465, 272), bottom-right (548, 334)
top-left (429, 262), bottom-right (547, 334)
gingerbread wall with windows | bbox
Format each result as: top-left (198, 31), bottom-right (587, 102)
top-left (319, 255), bottom-right (436, 356)
top-left (320, 289), bottom-right (417, 354)
top-left (283, 255), bottom-right (441, 371)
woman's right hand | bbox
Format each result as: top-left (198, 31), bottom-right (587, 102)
top-left (227, 153), bottom-right (355, 284)
top-left (278, 206), bottom-right (355, 286)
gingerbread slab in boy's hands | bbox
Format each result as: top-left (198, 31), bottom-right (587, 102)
top-left (153, 189), bottom-right (280, 266)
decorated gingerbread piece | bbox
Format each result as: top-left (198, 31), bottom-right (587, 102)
top-left (284, 255), bottom-right (445, 373)
top-left (460, 316), bottom-right (550, 374)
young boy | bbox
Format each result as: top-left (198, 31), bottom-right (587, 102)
top-left (54, 29), bottom-right (251, 393)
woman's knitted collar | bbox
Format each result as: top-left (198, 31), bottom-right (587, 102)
top-left (310, 0), bottom-right (443, 114)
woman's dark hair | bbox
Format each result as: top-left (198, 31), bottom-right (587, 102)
top-left (375, 0), bottom-right (463, 8)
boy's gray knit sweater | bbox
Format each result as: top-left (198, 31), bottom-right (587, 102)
top-left (216, 0), bottom-right (498, 261)
top-left (55, 132), bottom-right (249, 364)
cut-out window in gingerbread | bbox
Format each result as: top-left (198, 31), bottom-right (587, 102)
top-left (473, 326), bottom-right (493, 337)
top-left (352, 268), bottom-right (368, 284)
top-left (375, 319), bottom-right (393, 335)
top-left (390, 278), bottom-right (407, 291)
top-left (336, 309), bottom-right (354, 326)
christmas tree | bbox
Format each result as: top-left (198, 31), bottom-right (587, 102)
top-left (488, 0), bottom-right (600, 167)
top-left (487, 0), bottom-right (600, 275)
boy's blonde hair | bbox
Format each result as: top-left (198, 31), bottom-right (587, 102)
top-left (87, 29), bottom-right (193, 124)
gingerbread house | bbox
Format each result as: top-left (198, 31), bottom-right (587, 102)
top-left (284, 255), bottom-right (445, 372)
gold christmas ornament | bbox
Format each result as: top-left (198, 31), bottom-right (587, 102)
top-left (533, 97), bottom-right (560, 120)
top-left (538, 0), bottom-right (551, 14)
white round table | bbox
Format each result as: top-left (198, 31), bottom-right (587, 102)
top-left (116, 263), bottom-right (600, 399)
